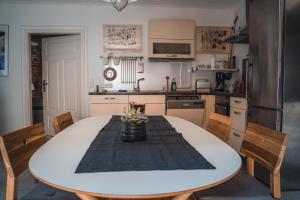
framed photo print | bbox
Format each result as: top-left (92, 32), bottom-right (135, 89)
top-left (0, 25), bottom-right (8, 77)
top-left (103, 24), bottom-right (142, 52)
top-left (196, 26), bottom-right (233, 54)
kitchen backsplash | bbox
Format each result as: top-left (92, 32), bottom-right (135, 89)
top-left (92, 44), bottom-right (248, 92)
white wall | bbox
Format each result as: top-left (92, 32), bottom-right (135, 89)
top-left (0, 3), bottom-right (237, 134)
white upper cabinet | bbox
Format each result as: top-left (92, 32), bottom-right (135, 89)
top-left (148, 19), bottom-right (195, 60)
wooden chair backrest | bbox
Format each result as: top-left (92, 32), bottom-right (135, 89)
top-left (0, 123), bottom-right (48, 177)
top-left (52, 112), bottom-right (74, 134)
top-left (207, 113), bottom-right (232, 143)
top-left (240, 122), bottom-right (288, 173)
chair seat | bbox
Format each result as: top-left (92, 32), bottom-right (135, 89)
top-left (194, 165), bottom-right (274, 200)
top-left (20, 182), bottom-right (79, 200)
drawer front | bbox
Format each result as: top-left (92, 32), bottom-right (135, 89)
top-left (90, 104), bottom-right (128, 116)
top-left (231, 108), bottom-right (247, 132)
top-left (90, 95), bottom-right (128, 104)
top-left (145, 104), bottom-right (166, 115)
top-left (229, 129), bottom-right (245, 152)
top-left (129, 95), bottom-right (165, 104)
top-left (230, 97), bottom-right (247, 109)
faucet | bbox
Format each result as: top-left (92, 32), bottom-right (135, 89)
top-left (134, 78), bottom-right (145, 92)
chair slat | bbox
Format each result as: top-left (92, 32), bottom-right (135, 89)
top-left (240, 122), bottom-right (288, 199)
top-left (207, 113), bottom-right (232, 143)
top-left (53, 112), bottom-right (74, 134)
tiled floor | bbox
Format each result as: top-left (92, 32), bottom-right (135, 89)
top-left (0, 157), bottom-right (299, 200)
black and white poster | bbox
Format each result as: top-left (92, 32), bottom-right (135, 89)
top-left (103, 24), bottom-right (142, 52)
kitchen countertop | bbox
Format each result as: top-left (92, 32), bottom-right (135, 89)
top-left (89, 90), bottom-right (245, 98)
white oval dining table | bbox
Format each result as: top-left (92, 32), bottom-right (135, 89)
top-left (29, 116), bottom-right (241, 200)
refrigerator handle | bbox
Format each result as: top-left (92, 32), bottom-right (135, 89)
top-left (247, 59), bottom-right (254, 103)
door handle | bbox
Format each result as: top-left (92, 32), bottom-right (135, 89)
top-left (234, 111), bottom-right (241, 115)
top-left (42, 80), bottom-right (48, 92)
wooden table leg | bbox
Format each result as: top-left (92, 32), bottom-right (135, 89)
top-left (76, 193), bottom-right (99, 200)
top-left (172, 192), bottom-right (193, 200)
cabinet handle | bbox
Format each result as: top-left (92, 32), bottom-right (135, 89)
top-left (234, 111), bottom-right (241, 115)
top-left (234, 100), bottom-right (241, 104)
top-left (166, 54), bottom-right (178, 58)
top-left (233, 132), bottom-right (241, 137)
top-left (104, 97), bottom-right (116, 100)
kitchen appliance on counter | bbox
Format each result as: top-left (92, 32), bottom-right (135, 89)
top-left (195, 79), bottom-right (211, 93)
top-left (166, 95), bottom-right (205, 127)
top-left (215, 95), bottom-right (230, 116)
top-left (215, 72), bottom-right (225, 92)
top-left (247, 0), bottom-right (300, 190)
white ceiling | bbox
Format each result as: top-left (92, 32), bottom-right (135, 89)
top-left (0, 0), bottom-right (241, 9)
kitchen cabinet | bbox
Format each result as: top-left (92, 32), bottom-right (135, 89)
top-left (201, 95), bottom-right (215, 129)
top-left (129, 95), bottom-right (166, 115)
top-left (148, 19), bottom-right (195, 60)
top-left (229, 97), bottom-right (247, 152)
top-left (90, 95), bottom-right (129, 116)
top-left (228, 129), bottom-right (245, 152)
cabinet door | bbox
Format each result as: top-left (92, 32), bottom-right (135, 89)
top-left (230, 97), bottom-right (247, 110)
top-left (129, 95), bottom-right (165, 104)
top-left (145, 104), bottom-right (166, 115)
top-left (228, 129), bottom-right (245, 152)
top-left (90, 104), bottom-right (128, 116)
top-left (231, 108), bottom-right (247, 132)
top-left (202, 95), bottom-right (215, 129)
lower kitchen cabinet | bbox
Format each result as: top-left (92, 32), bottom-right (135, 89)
top-left (145, 104), bottom-right (166, 115)
top-left (129, 95), bottom-right (166, 115)
top-left (90, 104), bottom-right (128, 116)
top-left (90, 95), bottom-right (129, 116)
top-left (228, 129), bottom-right (245, 152)
top-left (229, 97), bottom-right (247, 152)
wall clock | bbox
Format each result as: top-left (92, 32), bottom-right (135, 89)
top-left (103, 67), bottom-right (117, 81)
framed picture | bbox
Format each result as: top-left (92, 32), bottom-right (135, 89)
top-left (0, 25), bottom-right (8, 77)
top-left (103, 24), bottom-right (142, 52)
top-left (196, 26), bottom-right (233, 54)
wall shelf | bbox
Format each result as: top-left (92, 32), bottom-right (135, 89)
top-left (191, 68), bottom-right (240, 73)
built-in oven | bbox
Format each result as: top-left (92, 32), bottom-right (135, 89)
top-left (166, 95), bottom-right (205, 127)
top-left (215, 95), bottom-right (230, 116)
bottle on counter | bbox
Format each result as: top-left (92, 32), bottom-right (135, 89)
top-left (171, 78), bottom-right (177, 91)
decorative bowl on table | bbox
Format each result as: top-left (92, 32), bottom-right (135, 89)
top-left (121, 102), bottom-right (149, 142)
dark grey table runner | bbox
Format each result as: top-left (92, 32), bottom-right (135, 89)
top-left (75, 116), bottom-right (215, 173)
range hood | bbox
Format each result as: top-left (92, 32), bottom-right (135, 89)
top-left (148, 19), bottom-right (195, 61)
top-left (223, 26), bottom-right (249, 44)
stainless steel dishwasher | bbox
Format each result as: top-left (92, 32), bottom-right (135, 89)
top-left (166, 95), bottom-right (205, 127)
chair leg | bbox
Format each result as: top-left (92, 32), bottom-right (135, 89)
top-left (270, 172), bottom-right (281, 199)
top-left (6, 175), bottom-right (18, 200)
top-left (246, 157), bottom-right (255, 177)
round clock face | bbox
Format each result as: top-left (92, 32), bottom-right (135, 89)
top-left (103, 67), bottom-right (117, 81)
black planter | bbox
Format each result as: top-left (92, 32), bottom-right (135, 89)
top-left (120, 122), bottom-right (147, 142)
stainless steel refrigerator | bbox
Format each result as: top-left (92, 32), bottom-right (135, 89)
top-left (247, 0), bottom-right (300, 190)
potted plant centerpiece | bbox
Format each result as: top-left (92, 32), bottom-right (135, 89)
top-left (121, 102), bottom-right (149, 142)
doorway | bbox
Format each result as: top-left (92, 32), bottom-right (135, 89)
top-left (30, 34), bottom-right (83, 134)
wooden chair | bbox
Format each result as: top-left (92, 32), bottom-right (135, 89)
top-left (0, 123), bottom-right (48, 200)
top-left (240, 122), bottom-right (288, 199)
top-left (206, 113), bottom-right (232, 143)
top-left (52, 112), bottom-right (74, 134)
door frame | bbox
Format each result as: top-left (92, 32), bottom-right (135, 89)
top-left (21, 26), bottom-right (88, 126)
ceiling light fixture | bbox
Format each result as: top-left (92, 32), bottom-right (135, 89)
top-left (102, 0), bottom-right (139, 12)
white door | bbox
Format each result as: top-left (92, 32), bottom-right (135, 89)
top-left (42, 35), bottom-right (82, 134)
